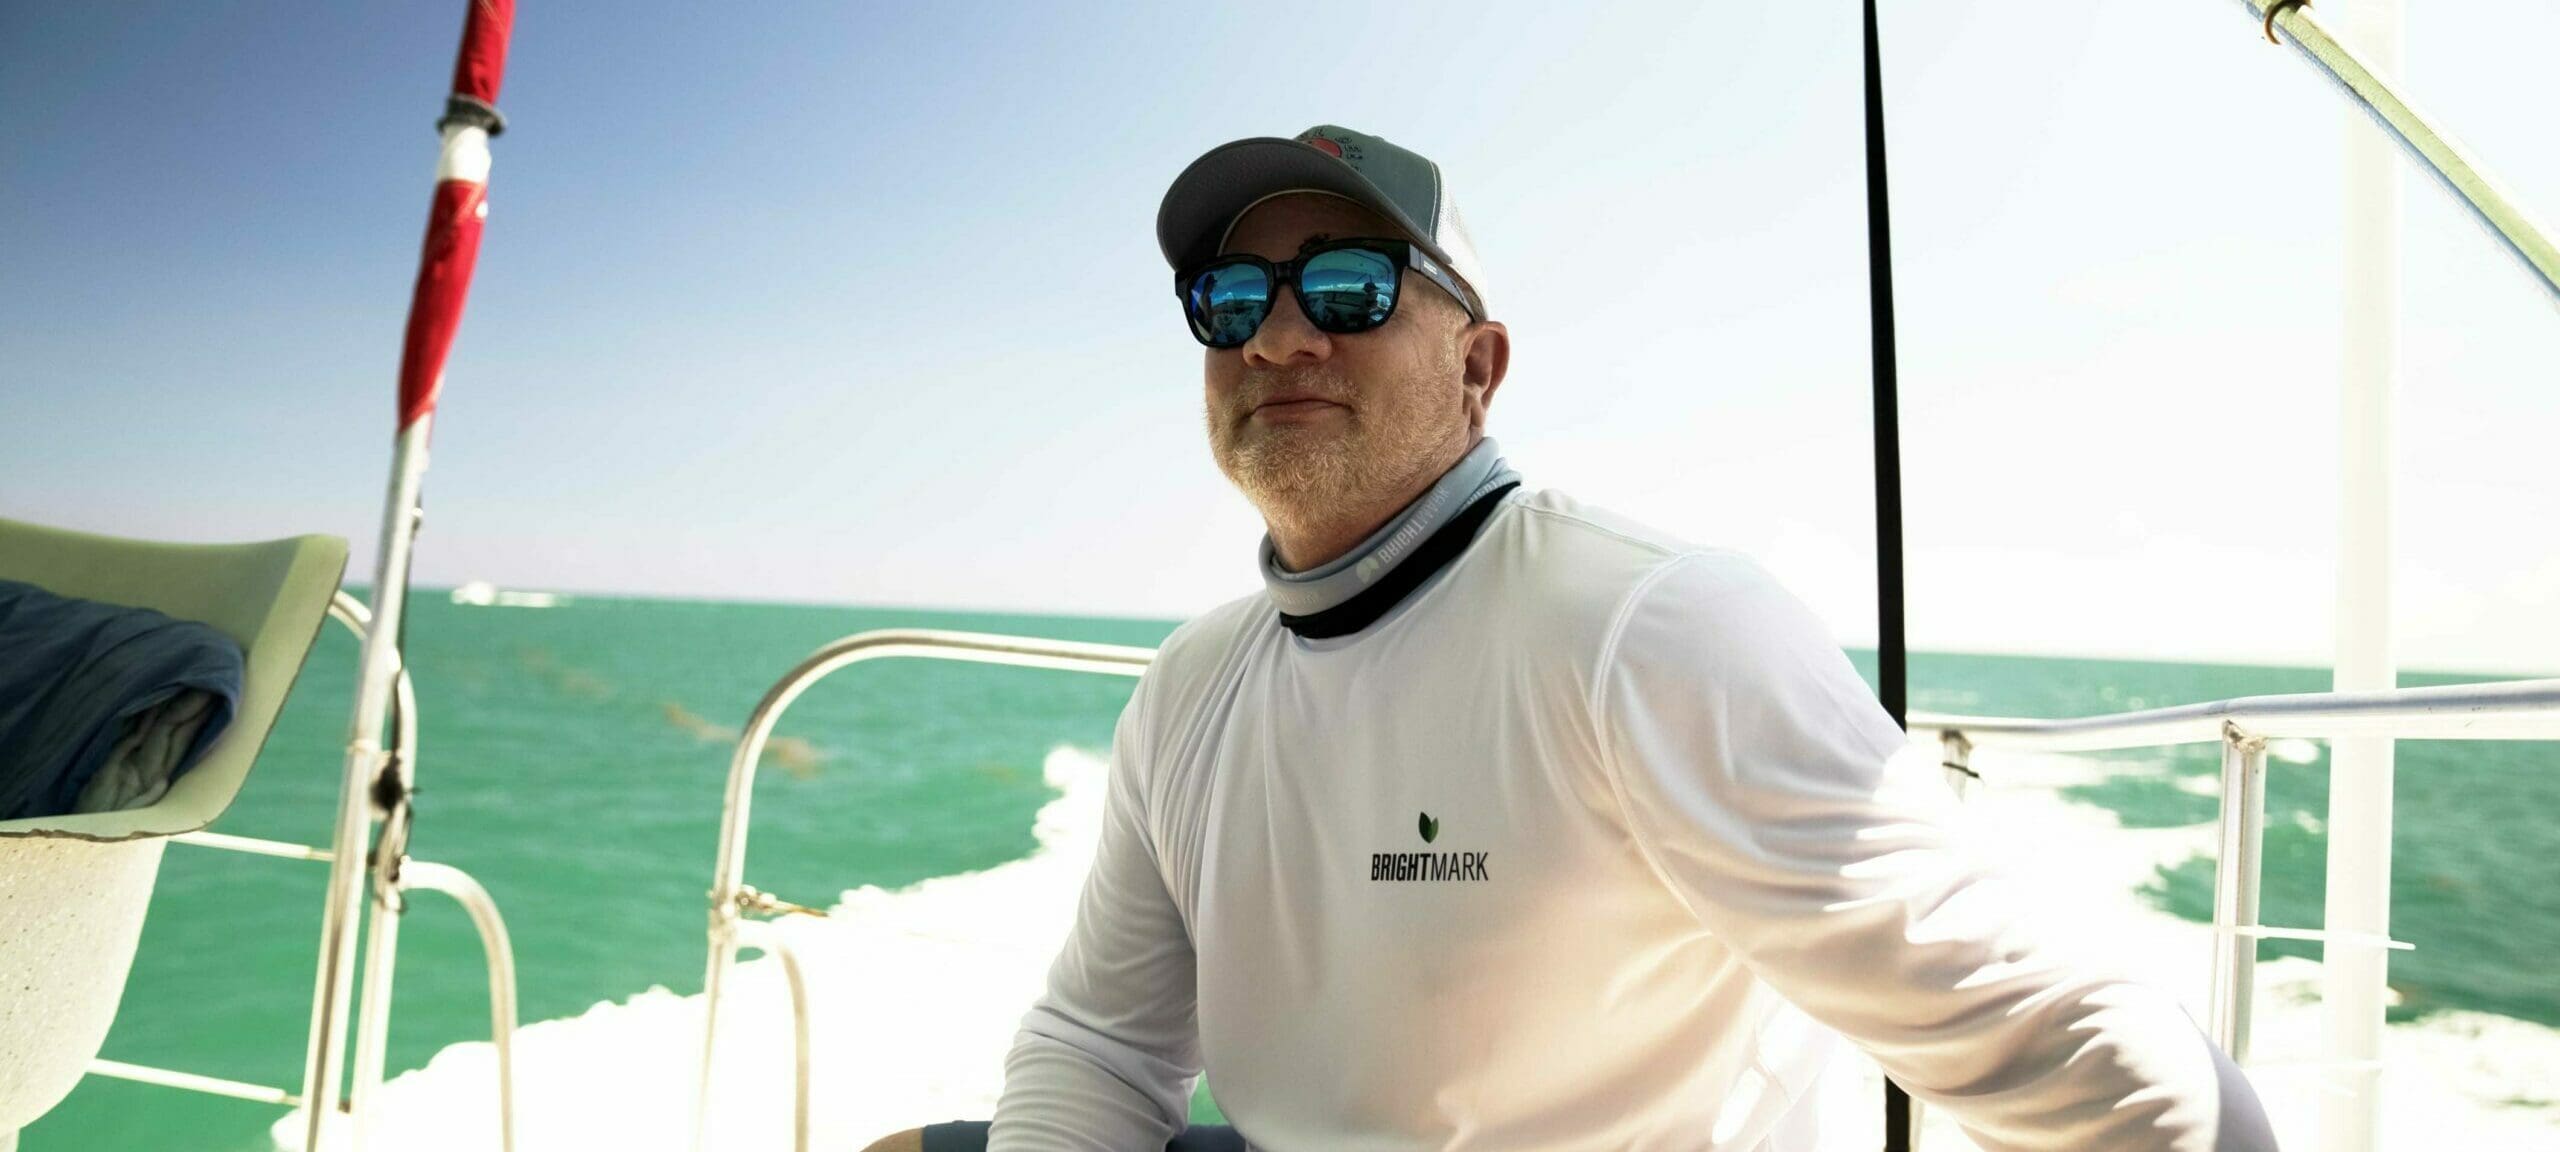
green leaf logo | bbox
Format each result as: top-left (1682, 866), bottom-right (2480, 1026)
top-left (1419, 811), bottom-right (1440, 843)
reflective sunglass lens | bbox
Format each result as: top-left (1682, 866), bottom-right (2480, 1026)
top-left (1190, 262), bottom-right (1271, 348)
top-left (1298, 247), bottom-right (1398, 333)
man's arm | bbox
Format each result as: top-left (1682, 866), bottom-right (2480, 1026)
top-left (990, 676), bottom-right (1202, 1152)
top-left (1594, 552), bottom-right (2277, 1152)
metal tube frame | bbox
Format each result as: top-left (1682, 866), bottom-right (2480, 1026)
top-left (1914, 678), bottom-right (2560, 1080)
top-left (2209, 725), bottom-right (2269, 1060)
top-left (80, 591), bottom-right (519, 1152)
top-left (729, 919), bottom-right (813, 1152)
top-left (1909, 677), bottom-right (2560, 750)
top-left (693, 630), bottom-right (1154, 1152)
top-left (86, 1059), bottom-right (301, 1108)
top-left (2239, 0), bottom-right (2560, 306)
top-left (695, 628), bottom-right (2558, 1150)
top-left (377, 861), bottom-right (520, 1152)
top-left (308, 418), bottom-right (436, 1151)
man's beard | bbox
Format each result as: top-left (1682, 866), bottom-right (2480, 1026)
top-left (1208, 361), bottom-right (1461, 525)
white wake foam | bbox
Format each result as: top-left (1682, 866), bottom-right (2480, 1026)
top-left (277, 743), bottom-right (2560, 1150)
top-left (272, 745), bottom-right (1109, 1152)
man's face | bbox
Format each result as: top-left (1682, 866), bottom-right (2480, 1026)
top-left (1203, 193), bottom-right (1486, 516)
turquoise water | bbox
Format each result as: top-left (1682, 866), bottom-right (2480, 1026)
top-left (25, 596), bottom-right (2557, 1149)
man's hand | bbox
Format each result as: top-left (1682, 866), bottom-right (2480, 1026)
top-left (859, 1128), bottom-right (924, 1152)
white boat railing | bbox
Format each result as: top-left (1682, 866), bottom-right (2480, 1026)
top-left (700, 628), bottom-right (2557, 1151)
top-left (1913, 677), bottom-right (2560, 1069)
top-left (696, 630), bottom-right (1154, 1152)
top-left (82, 591), bottom-right (521, 1152)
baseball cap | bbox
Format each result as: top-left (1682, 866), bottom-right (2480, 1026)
top-left (1157, 125), bottom-right (1488, 317)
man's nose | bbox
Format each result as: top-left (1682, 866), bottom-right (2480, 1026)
top-left (1242, 284), bottom-right (1331, 367)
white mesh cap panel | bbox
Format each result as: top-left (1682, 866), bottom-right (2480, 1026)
top-left (1434, 196), bottom-right (1487, 316)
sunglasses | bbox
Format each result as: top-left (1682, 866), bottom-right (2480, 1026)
top-left (1176, 237), bottom-right (1483, 349)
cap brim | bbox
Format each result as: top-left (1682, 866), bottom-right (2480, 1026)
top-left (1156, 137), bottom-right (1448, 275)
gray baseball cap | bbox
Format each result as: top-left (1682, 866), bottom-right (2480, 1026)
top-left (1157, 124), bottom-right (1487, 317)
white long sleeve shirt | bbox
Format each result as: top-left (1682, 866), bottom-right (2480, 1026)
top-left (992, 487), bottom-right (2274, 1151)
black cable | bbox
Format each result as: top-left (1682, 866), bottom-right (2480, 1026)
top-left (1861, 0), bottom-right (1914, 1148)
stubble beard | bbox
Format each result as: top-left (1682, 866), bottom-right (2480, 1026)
top-left (1209, 355), bottom-right (1465, 538)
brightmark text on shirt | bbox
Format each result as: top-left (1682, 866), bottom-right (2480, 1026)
top-left (1369, 851), bottom-right (1491, 882)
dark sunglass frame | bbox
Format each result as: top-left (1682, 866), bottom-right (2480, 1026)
top-left (1175, 237), bottom-right (1483, 349)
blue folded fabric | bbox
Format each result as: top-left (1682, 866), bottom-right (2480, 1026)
top-left (0, 579), bottom-right (245, 821)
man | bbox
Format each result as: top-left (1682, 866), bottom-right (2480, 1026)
top-left (880, 126), bottom-right (2277, 1151)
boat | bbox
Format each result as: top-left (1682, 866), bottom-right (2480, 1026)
top-left (3, 2), bottom-right (2556, 1151)
top-left (450, 582), bottom-right (565, 609)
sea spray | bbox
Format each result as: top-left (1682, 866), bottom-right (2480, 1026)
top-left (271, 745), bottom-right (1117, 1152)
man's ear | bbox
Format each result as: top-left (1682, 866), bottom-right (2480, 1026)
top-left (1461, 320), bottom-right (1510, 433)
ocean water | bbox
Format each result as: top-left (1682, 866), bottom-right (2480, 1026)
top-left (21, 594), bottom-right (2556, 1149)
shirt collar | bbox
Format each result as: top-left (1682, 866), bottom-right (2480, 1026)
top-left (1259, 437), bottom-right (1520, 619)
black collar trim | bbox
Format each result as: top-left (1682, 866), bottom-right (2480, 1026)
top-left (1277, 482), bottom-right (1521, 639)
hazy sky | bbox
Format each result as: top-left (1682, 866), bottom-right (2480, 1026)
top-left (5, 1), bottom-right (2555, 673)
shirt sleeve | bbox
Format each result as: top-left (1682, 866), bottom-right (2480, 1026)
top-left (990, 672), bottom-right (1203, 1151)
top-left (1593, 552), bottom-right (2277, 1152)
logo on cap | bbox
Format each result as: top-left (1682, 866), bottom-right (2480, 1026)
top-left (1296, 128), bottom-right (1364, 165)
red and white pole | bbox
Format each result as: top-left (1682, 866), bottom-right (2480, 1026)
top-left (302, 4), bottom-right (515, 1149)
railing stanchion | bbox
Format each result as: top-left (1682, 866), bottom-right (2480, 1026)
top-left (2210, 724), bottom-right (2270, 1060)
top-left (1939, 730), bottom-right (1976, 800)
top-left (2235, 734), bottom-right (2269, 1062)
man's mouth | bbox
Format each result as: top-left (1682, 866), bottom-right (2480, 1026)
top-left (1249, 391), bottom-right (1351, 421)
top-left (1256, 397), bottom-right (1346, 415)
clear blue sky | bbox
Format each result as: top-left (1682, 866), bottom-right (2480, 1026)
top-left (5, 1), bottom-right (2555, 672)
